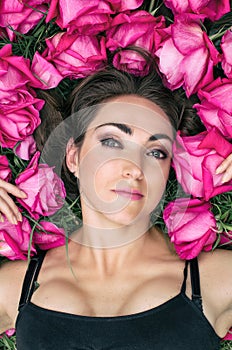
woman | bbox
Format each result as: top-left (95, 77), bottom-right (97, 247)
top-left (0, 65), bottom-right (232, 350)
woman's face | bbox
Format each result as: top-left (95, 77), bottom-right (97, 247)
top-left (67, 95), bottom-right (174, 230)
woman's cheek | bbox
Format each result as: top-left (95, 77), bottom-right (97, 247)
top-left (145, 160), bottom-right (170, 205)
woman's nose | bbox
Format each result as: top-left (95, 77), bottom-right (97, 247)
top-left (122, 160), bottom-right (144, 180)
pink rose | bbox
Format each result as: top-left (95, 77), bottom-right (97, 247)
top-left (46, 0), bottom-right (113, 35)
top-left (5, 328), bottom-right (15, 336)
top-left (15, 152), bottom-right (66, 219)
top-left (0, 155), bottom-right (11, 181)
top-left (223, 329), bottom-right (232, 340)
top-left (163, 0), bottom-right (230, 21)
top-left (0, 27), bottom-right (7, 39)
top-left (0, 89), bottom-right (43, 148)
top-left (0, 0), bottom-right (49, 41)
top-left (221, 30), bottom-right (232, 79)
top-left (155, 14), bottom-right (219, 96)
top-left (42, 32), bottom-right (107, 79)
top-left (219, 231), bottom-right (232, 246)
top-left (194, 77), bottom-right (232, 139)
top-left (0, 44), bottom-right (45, 97)
top-left (0, 328), bottom-right (15, 339)
top-left (0, 45), bottom-right (45, 148)
top-left (106, 11), bottom-right (166, 76)
top-left (108, 0), bottom-right (144, 12)
top-left (0, 215), bottom-right (36, 260)
top-left (163, 198), bottom-right (217, 259)
top-left (172, 128), bottom-right (232, 200)
top-left (14, 136), bottom-right (37, 161)
top-left (34, 221), bottom-right (66, 250)
top-left (31, 52), bottom-right (63, 89)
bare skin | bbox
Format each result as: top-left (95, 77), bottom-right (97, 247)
top-left (0, 96), bottom-right (232, 340)
top-left (0, 227), bottom-right (232, 339)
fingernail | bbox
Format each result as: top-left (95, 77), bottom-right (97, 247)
top-left (0, 214), bottom-right (4, 223)
top-left (17, 212), bottom-right (22, 222)
top-left (12, 216), bottom-right (18, 225)
top-left (215, 167), bottom-right (222, 174)
top-left (221, 174), bottom-right (230, 184)
top-left (20, 191), bottom-right (27, 198)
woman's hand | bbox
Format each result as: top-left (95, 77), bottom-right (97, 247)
top-left (216, 153), bottom-right (232, 183)
top-left (0, 179), bottom-right (27, 225)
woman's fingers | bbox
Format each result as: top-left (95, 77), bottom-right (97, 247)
top-left (0, 188), bottom-right (22, 224)
top-left (0, 179), bottom-right (26, 198)
top-left (216, 154), bottom-right (232, 183)
top-left (0, 179), bottom-right (27, 225)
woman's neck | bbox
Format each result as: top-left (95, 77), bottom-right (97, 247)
top-left (68, 226), bottom-right (169, 277)
top-left (71, 218), bottom-right (152, 248)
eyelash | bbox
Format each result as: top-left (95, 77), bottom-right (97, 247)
top-left (146, 149), bottom-right (168, 160)
top-left (100, 137), bottom-right (168, 159)
top-left (100, 137), bottom-right (122, 148)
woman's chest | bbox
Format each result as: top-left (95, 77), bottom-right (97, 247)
top-left (29, 263), bottom-right (224, 337)
top-left (31, 270), bottom-right (184, 317)
top-left (16, 295), bottom-right (220, 350)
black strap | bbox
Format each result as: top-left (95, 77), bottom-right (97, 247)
top-left (181, 257), bottom-right (203, 311)
top-left (18, 249), bottom-right (47, 310)
top-left (190, 257), bottom-right (203, 311)
top-left (181, 260), bottom-right (188, 294)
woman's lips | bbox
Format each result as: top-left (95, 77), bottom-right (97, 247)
top-left (112, 189), bottom-right (144, 201)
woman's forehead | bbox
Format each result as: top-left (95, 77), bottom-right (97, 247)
top-left (88, 97), bottom-right (174, 137)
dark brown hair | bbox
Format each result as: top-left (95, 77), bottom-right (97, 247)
top-left (67, 67), bottom-right (181, 138)
top-left (34, 89), bottom-right (64, 152)
top-left (36, 54), bottom-right (203, 197)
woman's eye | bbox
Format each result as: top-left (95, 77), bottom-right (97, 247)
top-left (146, 149), bottom-right (168, 159)
top-left (100, 138), bottom-right (122, 148)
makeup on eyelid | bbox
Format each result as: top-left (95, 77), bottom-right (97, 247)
top-left (95, 124), bottom-right (173, 158)
top-left (97, 134), bottom-right (172, 160)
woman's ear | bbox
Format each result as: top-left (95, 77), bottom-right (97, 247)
top-left (66, 138), bottom-right (79, 177)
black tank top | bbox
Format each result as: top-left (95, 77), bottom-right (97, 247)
top-left (15, 251), bottom-right (221, 350)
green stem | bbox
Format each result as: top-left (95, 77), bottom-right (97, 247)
top-left (149, 0), bottom-right (156, 13)
top-left (209, 25), bottom-right (232, 41)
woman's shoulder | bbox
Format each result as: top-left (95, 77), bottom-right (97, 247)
top-left (0, 259), bottom-right (29, 333)
top-left (0, 259), bottom-right (28, 305)
top-left (198, 248), bottom-right (232, 303)
top-left (0, 248), bottom-right (60, 316)
top-left (198, 248), bottom-right (232, 337)
top-left (0, 258), bottom-right (28, 290)
top-left (199, 247), bottom-right (232, 266)
top-left (198, 248), bottom-right (232, 278)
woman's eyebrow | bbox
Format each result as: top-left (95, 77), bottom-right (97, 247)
top-left (148, 134), bottom-right (173, 143)
top-left (95, 123), bottom-right (132, 135)
top-left (95, 123), bottom-right (173, 143)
